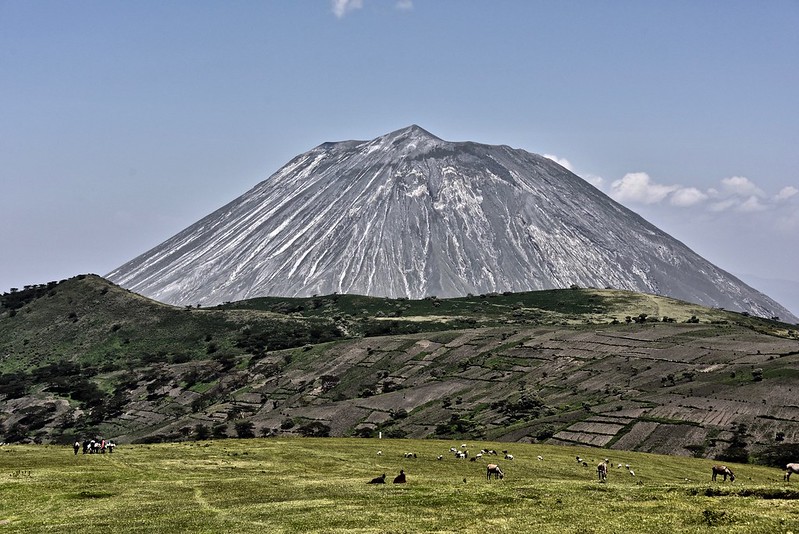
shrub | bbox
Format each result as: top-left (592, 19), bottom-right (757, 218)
top-left (754, 442), bottom-right (799, 468)
top-left (194, 424), bottom-right (210, 440)
top-left (297, 421), bottom-right (330, 437)
top-left (535, 425), bottom-right (555, 441)
top-left (234, 421), bottom-right (255, 439)
top-left (280, 419), bottom-right (295, 430)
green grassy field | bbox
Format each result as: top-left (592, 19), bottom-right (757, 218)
top-left (1, 438), bottom-right (797, 533)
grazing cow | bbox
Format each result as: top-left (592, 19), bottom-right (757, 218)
top-left (368, 473), bottom-right (387, 484)
top-left (504, 453), bottom-right (514, 460)
top-left (377, 450), bottom-right (382, 456)
top-left (437, 455), bottom-right (443, 461)
top-left (404, 452), bottom-right (417, 458)
top-left (628, 469), bottom-right (635, 477)
top-left (73, 441), bottom-right (80, 455)
top-left (393, 470), bottom-right (406, 484)
top-left (597, 462), bottom-right (608, 482)
top-left (785, 463), bottom-right (799, 482)
top-left (711, 465), bottom-right (735, 482)
top-left (487, 464), bottom-right (504, 480)
top-left (576, 456), bottom-right (582, 463)
top-left (537, 455), bottom-right (543, 461)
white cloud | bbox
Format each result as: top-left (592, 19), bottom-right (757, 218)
top-left (331, 0), bottom-right (411, 17)
top-left (602, 170), bottom-right (796, 215)
top-left (709, 199), bottom-right (738, 212)
top-left (332, 0), bottom-right (363, 18)
top-left (542, 153), bottom-right (603, 187)
top-left (739, 195), bottom-right (768, 212)
top-left (721, 176), bottom-right (765, 198)
top-left (670, 187), bottom-right (708, 207)
top-left (776, 186), bottom-right (799, 201)
top-left (543, 154), bottom-right (573, 172)
top-left (610, 172), bottom-right (678, 204)
top-left (584, 174), bottom-right (605, 188)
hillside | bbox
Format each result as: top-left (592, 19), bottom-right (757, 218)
top-left (1, 275), bottom-right (798, 465)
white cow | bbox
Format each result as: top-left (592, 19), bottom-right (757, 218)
top-left (785, 463), bottom-right (799, 482)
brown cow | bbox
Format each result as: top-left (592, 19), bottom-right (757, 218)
top-left (711, 465), bottom-right (735, 482)
top-left (486, 464), bottom-right (504, 480)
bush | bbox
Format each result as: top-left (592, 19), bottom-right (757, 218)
top-left (754, 443), bottom-right (799, 468)
top-left (353, 427), bottom-right (376, 438)
top-left (234, 421), bottom-right (255, 439)
top-left (535, 425), bottom-right (555, 441)
top-left (297, 421), bottom-right (330, 437)
top-left (194, 424), bottom-right (210, 440)
top-left (280, 419), bottom-right (295, 430)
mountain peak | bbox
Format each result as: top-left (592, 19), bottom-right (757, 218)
top-left (385, 124), bottom-right (442, 142)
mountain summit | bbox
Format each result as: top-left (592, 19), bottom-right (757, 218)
top-left (107, 126), bottom-right (796, 321)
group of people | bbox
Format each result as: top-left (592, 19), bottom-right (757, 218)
top-left (73, 438), bottom-right (116, 455)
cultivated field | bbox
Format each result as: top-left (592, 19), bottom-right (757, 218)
top-left (1, 438), bottom-right (797, 533)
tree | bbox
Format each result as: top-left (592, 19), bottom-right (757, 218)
top-left (535, 425), bottom-right (555, 441)
top-left (716, 423), bottom-right (749, 464)
top-left (194, 424), bottom-right (210, 440)
top-left (234, 421), bottom-right (255, 438)
top-left (297, 421), bottom-right (330, 437)
top-left (755, 442), bottom-right (799, 468)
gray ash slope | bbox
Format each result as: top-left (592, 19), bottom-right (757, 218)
top-left (107, 125), bottom-right (797, 322)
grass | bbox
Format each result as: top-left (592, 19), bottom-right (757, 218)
top-left (1, 438), bottom-right (797, 533)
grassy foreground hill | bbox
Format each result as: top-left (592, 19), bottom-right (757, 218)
top-left (0, 437), bottom-right (797, 533)
top-left (1, 275), bottom-right (798, 465)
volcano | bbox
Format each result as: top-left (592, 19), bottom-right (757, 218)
top-left (107, 125), bottom-right (796, 321)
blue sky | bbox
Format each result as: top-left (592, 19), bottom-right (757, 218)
top-left (2, 1), bottom-right (798, 316)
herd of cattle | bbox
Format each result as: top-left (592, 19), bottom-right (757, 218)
top-left (60, 439), bottom-right (798, 484)
top-left (368, 445), bottom-right (799, 485)
top-left (73, 439), bottom-right (116, 455)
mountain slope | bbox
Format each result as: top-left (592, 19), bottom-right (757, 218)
top-left (107, 125), bottom-right (796, 322)
top-left (2, 276), bottom-right (798, 455)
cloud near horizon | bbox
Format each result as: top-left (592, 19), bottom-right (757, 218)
top-left (534, 153), bottom-right (795, 217)
top-left (542, 154), bottom-right (573, 172)
top-left (607, 172), bottom-right (796, 214)
top-left (332, 0), bottom-right (412, 18)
